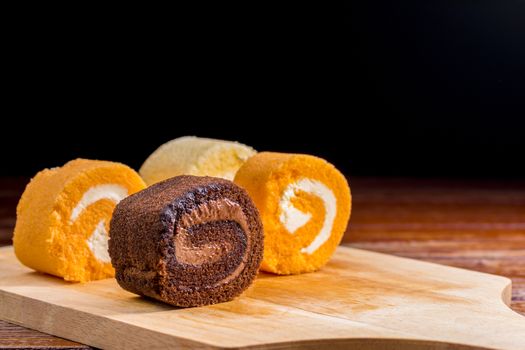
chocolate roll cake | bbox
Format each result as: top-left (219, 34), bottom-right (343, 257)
top-left (108, 175), bottom-right (264, 307)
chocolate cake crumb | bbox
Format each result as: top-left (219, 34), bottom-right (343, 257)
top-left (109, 175), bottom-right (264, 307)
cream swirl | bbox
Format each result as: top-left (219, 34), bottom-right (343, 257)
top-left (70, 184), bottom-right (128, 263)
top-left (174, 198), bottom-right (250, 285)
top-left (279, 178), bottom-right (337, 254)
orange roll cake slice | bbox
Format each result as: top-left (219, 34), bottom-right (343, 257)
top-left (234, 152), bottom-right (351, 274)
top-left (13, 159), bottom-right (146, 282)
top-left (139, 136), bottom-right (256, 185)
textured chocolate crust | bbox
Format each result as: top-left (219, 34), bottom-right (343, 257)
top-left (108, 175), bottom-right (264, 307)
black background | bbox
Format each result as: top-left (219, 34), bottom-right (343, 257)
top-left (3, 1), bottom-right (524, 178)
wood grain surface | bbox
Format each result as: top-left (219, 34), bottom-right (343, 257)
top-left (1, 177), bottom-right (524, 349)
top-left (2, 244), bottom-right (525, 349)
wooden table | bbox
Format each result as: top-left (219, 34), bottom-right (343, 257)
top-left (1, 177), bottom-right (524, 349)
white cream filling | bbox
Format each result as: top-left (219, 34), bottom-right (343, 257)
top-left (70, 185), bottom-right (129, 221)
top-left (86, 220), bottom-right (112, 263)
top-left (69, 184), bottom-right (128, 263)
top-left (279, 178), bottom-right (337, 255)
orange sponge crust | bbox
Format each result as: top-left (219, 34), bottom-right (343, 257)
top-left (234, 152), bottom-right (351, 275)
top-left (13, 159), bottom-right (146, 282)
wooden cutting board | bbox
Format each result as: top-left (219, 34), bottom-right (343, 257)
top-left (1, 246), bottom-right (524, 350)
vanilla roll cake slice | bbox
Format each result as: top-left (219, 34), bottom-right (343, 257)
top-left (13, 159), bottom-right (146, 282)
top-left (234, 152), bottom-right (351, 275)
top-left (139, 136), bottom-right (256, 185)
top-left (109, 175), bottom-right (264, 307)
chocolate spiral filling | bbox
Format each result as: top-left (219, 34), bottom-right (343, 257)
top-left (173, 198), bottom-right (250, 288)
